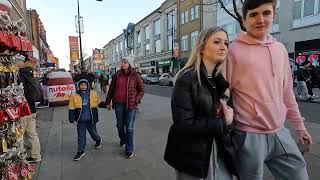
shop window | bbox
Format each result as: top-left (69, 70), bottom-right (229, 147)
top-left (184, 10), bottom-right (189, 23)
top-left (181, 35), bottom-right (188, 52)
top-left (304, 0), bottom-right (315, 17)
top-left (181, 13), bottom-right (185, 24)
top-left (155, 40), bottom-right (161, 53)
top-left (293, 0), bottom-right (302, 19)
top-left (191, 31), bottom-right (198, 48)
top-left (292, 0), bottom-right (320, 28)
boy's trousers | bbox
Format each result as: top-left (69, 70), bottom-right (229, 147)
top-left (231, 127), bottom-right (308, 180)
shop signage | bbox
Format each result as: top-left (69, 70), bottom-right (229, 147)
top-left (140, 62), bottom-right (151, 68)
top-left (69, 36), bottom-right (79, 61)
top-left (159, 60), bottom-right (171, 65)
top-left (296, 51), bottom-right (320, 66)
top-left (47, 84), bottom-right (75, 102)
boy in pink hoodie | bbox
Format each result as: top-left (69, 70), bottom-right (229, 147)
top-left (226, 0), bottom-right (312, 179)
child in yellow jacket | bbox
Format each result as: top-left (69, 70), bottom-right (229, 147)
top-left (69, 79), bottom-right (101, 161)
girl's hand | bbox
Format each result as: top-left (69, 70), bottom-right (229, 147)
top-left (220, 99), bottom-right (234, 125)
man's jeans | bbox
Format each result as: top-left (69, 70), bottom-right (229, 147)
top-left (77, 122), bottom-right (101, 153)
top-left (114, 103), bottom-right (137, 153)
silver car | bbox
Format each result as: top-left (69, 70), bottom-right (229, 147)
top-left (159, 73), bottom-right (174, 86)
top-left (141, 74), bottom-right (160, 84)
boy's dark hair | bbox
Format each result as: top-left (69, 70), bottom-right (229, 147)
top-left (242, 0), bottom-right (276, 18)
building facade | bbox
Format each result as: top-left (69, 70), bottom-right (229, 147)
top-left (90, 48), bottom-right (104, 73)
top-left (26, 9), bottom-right (52, 68)
top-left (134, 0), bottom-right (178, 75)
top-left (177, 0), bottom-right (202, 69)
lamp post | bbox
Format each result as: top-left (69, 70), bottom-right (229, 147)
top-left (76, 0), bottom-right (84, 72)
top-left (76, 0), bottom-right (102, 72)
top-left (168, 12), bottom-right (175, 74)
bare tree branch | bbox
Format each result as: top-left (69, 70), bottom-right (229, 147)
top-left (218, 0), bottom-right (238, 20)
top-left (232, 0), bottom-right (246, 31)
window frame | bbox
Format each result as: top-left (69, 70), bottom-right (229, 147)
top-left (191, 31), bottom-right (198, 48)
top-left (181, 34), bottom-right (189, 52)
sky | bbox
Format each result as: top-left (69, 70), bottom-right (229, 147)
top-left (27, 0), bottom-right (165, 70)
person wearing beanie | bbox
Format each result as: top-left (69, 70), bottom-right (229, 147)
top-left (18, 66), bottom-right (42, 163)
top-left (69, 79), bottom-right (102, 161)
top-left (105, 55), bottom-right (144, 158)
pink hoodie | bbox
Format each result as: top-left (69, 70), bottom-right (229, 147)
top-left (227, 32), bottom-right (306, 133)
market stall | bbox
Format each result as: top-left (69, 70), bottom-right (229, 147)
top-left (0, 3), bottom-right (36, 179)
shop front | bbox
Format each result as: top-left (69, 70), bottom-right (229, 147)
top-left (294, 39), bottom-right (320, 66)
top-left (140, 61), bottom-right (156, 74)
top-left (157, 59), bottom-right (171, 74)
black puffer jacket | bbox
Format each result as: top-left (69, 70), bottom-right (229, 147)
top-left (164, 63), bottom-right (229, 178)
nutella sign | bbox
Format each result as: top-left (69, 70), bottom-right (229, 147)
top-left (47, 84), bottom-right (76, 102)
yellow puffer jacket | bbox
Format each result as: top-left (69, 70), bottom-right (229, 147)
top-left (68, 90), bottom-right (100, 123)
top-left (69, 90), bottom-right (100, 109)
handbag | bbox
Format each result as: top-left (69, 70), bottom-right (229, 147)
top-left (216, 93), bottom-right (240, 179)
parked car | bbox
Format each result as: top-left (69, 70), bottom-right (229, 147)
top-left (141, 74), bottom-right (160, 84)
top-left (159, 73), bottom-right (174, 86)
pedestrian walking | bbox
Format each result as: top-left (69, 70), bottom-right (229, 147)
top-left (68, 79), bottom-right (102, 161)
top-left (297, 61), bottom-right (312, 101)
top-left (18, 66), bottom-right (43, 163)
top-left (98, 72), bottom-right (108, 93)
top-left (310, 65), bottom-right (320, 97)
top-left (226, 0), bottom-right (312, 179)
top-left (306, 64), bottom-right (314, 98)
top-left (105, 55), bottom-right (144, 158)
top-left (164, 27), bottom-right (236, 180)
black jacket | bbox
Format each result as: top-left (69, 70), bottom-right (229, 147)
top-left (297, 67), bottom-right (310, 81)
top-left (19, 67), bottom-right (39, 113)
top-left (164, 63), bottom-right (230, 178)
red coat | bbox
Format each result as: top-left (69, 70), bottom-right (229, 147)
top-left (106, 69), bottom-right (144, 110)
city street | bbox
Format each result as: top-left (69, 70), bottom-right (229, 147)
top-left (30, 85), bottom-right (320, 180)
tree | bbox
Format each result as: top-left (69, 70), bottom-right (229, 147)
top-left (199, 0), bottom-right (246, 31)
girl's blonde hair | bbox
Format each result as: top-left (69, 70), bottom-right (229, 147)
top-left (176, 27), bottom-right (228, 85)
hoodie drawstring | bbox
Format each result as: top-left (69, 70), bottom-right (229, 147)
top-left (267, 47), bottom-right (275, 77)
top-left (274, 132), bottom-right (289, 158)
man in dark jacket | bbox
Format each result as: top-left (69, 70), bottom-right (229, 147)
top-left (297, 61), bottom-right (312, 101)
top-left (105, 55), bottom-right (144, 158)
top-left (18, 66), bottom-right (42, 163)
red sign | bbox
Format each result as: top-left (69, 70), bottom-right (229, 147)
top-left (69, 36), bottom-right (79, 61)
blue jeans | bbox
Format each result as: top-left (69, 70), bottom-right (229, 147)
top-left (77, 122), bottom-right (101, 153)
top-left (114, 103), bottom-right (136, 153)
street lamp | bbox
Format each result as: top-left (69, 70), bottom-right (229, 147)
top-left (76, 0), bottom-right (102, 72)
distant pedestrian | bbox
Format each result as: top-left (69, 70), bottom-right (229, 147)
top-left (69, 79), bottom-right (102, 161)
top-left (164, 27), bottom-right (236, 180)
top-left (19, 66), bottom-right (43, 163)
top-left (297, 61), bottom-right (312, 101)
top-left (310, 65), bottom-right (320, 97)
top-left (98, 72), bottom-right (108, 93)
top-left (105, 55), bottom-right (144, 158)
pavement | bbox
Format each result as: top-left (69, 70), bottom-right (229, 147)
top-left (30, 88), bottom-right (320, 180)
